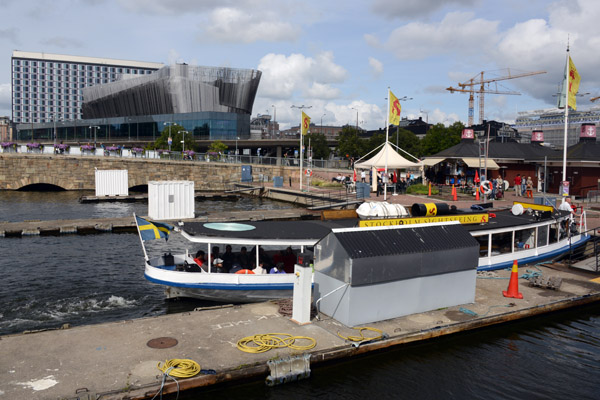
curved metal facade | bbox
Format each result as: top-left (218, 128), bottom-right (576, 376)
top-left (81, 64), bottom-right (262, 119)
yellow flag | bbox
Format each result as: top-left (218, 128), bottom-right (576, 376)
top-left (567, 56), bottom-right (581, 110)
top-left (389, 90), bottom-right (401, 125)
top-left (301, 111), bottom-right (311, 135)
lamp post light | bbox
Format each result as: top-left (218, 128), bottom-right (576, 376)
top-left (321, 114), bottom-right (326, 134)
top-left (235, 136), bottom-right (240, 162)
top-left (350, 107), bottom-right (359, 134)
top-left (89, 125), bottom-right (100, 148)
top-left (164, 121), bottom-right (175, 152)
top-left (180, 130), bottom-right (188, 155)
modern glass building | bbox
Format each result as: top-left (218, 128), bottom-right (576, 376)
top-left (513, 107), bottom-right (600, 148)
top-left (15, 63), bottom-right (262, 143)
top-left (11, 51), bottom-right (164, 124)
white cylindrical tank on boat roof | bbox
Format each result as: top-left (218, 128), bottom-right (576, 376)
top-left (95, 169), bottom-right (129, 196)
top-left (148, 181), bottom-right (195, 220)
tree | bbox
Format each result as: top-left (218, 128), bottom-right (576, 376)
top-left (305, 132), bottom-right (330, 160)
top-left (208, 140), bottom-right (228, 154)
top-left (336, 126), bottom-right (365, 160)
top-left (420, 122), bottom-right (463, 156)
top-left (149, 124), bottom-right (197, 152)
top-left (392, 128), bottom-right (422, 160)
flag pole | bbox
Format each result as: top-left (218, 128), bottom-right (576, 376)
top-left (562, 46), bottom-right (570, 186)
top-left (299, 111), bottom-right (303, 191)
top-left (384, 87), bottom-right (390, 201)
top-left (133, 213), bottom-right (149, 261)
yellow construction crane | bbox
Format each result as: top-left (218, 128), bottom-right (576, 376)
top-left (447, 69), bottom-right (546, 126)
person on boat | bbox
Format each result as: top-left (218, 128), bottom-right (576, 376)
top-left (282, 247), bottom-right (297, 273)
top-left (211, 246), bottom-right (225, 271)
top-left (256, 246), bottom-right (273, 272)
top-left (514, 174), bottom-right (522, 197)
top-left (221, 245), bottom-right (235, 273)
top-left (229, 261), bottom-right (242, 274)
top-left (559, 198), bottom-right (576, 217)
top-left (237, 246), bottom-right (252, 269)
top-left (193, 250), bottom-right (205, 267)
top-left (525, 176), bottom-right (534, 198)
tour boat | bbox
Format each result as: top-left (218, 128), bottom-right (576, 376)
top-left (137, 202), bottom-right (590, 302)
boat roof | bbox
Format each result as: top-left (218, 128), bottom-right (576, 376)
top-left (181, 219), bottom-right (357, 246)
top-left (179, 207), bottom-right (571, 245)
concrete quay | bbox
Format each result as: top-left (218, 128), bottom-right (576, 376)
top-left (1, 262), bottom-right (599, 399)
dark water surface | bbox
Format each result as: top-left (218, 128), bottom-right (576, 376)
top-left (1, 191), bottom-right (599, 399)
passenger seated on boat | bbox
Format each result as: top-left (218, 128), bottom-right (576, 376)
top-left (237, 246), bottom-right (252, 269)
top-left (229, 262), bottom-right (242, 274)
top-left (272, 250), bottom-right (284, 266)
top-left (282, 247), bottom-right (297, 273)
top-left (270, 262), bottom-right (286, 273)
top-left (221, 245), bottom-right (235, 273)
top-left (256, 247), bottom-right (273, 272)
top-left (193, 250), bottom-right (206, 267)
top-left (211, 246), bottom-right (225, 271)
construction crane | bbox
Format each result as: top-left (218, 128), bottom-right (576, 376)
top-left (447, 69), bottom-right (546, 126)
top-left (591, 96), bottom-right (600, 102)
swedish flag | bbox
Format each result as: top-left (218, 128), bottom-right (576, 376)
top-left (135, 216), bottom-right (173, 241)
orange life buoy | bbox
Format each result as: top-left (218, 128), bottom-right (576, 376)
top-left (479, 180), bottom-right (492, 196)
top-left (305, 169), bottom-right (313, 176)
top-left (235, 269), bottom-right (255, 274)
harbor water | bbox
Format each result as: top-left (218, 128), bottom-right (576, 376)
top-left (1, 191), bottom-right (599, 399)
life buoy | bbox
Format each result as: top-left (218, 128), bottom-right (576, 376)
top-left (480, 180), bottom-right (492, 196)
top-left (305, 169), bottom-right (313, 176)
top-left (235, 269), bottom-right (255, 274)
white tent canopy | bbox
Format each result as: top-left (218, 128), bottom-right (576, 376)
top-left (354, 142), bottom-right (421, 169)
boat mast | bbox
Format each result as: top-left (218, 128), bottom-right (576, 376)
top-left (133, 213), bottom-right (149, 261)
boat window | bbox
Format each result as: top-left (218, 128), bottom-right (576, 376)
top-left (473, 234), bottom-right (489, 257)
top-left (492, 232), bottom-right (513, 255)
top-left (537, 225), bottom-right (549, 247)
top-left (515, 228), bottom-right (536, 251)
top-left (550, 223), bottom-right (559, 243)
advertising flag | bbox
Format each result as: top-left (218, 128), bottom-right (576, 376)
top-left (558, 56), bottom-right (581, 110)
top-left (301, 111), bottom-right (311, 135)
top-left (389, 90), bottom-right (401, 125)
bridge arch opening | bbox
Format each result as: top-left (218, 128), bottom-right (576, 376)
top-left (130, 184), bottom-right (148, 193)
top-left (18, 183), bottom-right (67, 192)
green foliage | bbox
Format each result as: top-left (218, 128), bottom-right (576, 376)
top-left (391, 128), bottom-right (422, 159)
top-left (149, 124), bottom-right (197, 152)
top-left (305, 132), bottom-right (330, 160)
top-left (420, 121), bottom-right (464, 156)
top-left (406, 183), bottom-right (438, 195)
top-left (208, 140), bottom-right (228, 154)
top-left (336, 126), bottom-right (365, 159)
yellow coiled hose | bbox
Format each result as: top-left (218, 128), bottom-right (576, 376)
top-left (157, 359), bottom-right (201, 378)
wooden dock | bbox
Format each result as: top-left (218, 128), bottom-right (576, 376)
top-left (0, 209), bottom-right (320, 238)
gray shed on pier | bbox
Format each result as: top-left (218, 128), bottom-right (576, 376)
top-left (313, 222), bottom-right (480, 326)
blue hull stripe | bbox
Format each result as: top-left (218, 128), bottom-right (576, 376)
top-left (145, 275), bottom-right (294, 291)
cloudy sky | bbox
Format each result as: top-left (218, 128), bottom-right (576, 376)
top-left (1, 0), bottom-right (598, 130)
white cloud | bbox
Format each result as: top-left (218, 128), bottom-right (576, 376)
top-left (379, 12), bottom-right (500, 60)
top-left (256, 52), bottom-right (348, 100)
top-left (371, 0), bottom-right (479, 19)
top-left (368, 57), bottom-right (383, 78)
top-left (202, 7), bottom-right (300, 43)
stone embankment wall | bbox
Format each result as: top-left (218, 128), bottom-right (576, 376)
top-left (0, 154), bottom-right (296, 190)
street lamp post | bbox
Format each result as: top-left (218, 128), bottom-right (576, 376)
top-left (351, 107), bottom-right (359, 133)
top-left (291, 104), bottom-right (312, 191)
top-left (164, 121), bottom-right (175, 152)
top-left (321, 114), bottom-right (326, 134)
top-left (89, 125), bottom-right (100, 148)
top-left (235, 136), bottom-right (239, 162)
top-left (180, 130), bottom-right (188, 156)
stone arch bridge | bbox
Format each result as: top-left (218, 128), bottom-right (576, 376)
top-left (0, 154), bottom-right (298, 190)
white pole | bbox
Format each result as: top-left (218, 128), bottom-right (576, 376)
top-left (299, 112), bottom-right (303, 191)
top-left (562, 49), bottom-right (570, 186)
top-left (384, 87), bottom-right (390, 201)
top-left (132, 213), bottom-right (149, 261)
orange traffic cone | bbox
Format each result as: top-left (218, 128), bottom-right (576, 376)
top-left (475, 185), bottom-right (480, 201)
top-left (452, 184), bottom-right (457, 201)
top-left (503, 260), bottom-right (523, 299)
top-left (428, 182), bottom-right (431, 197)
